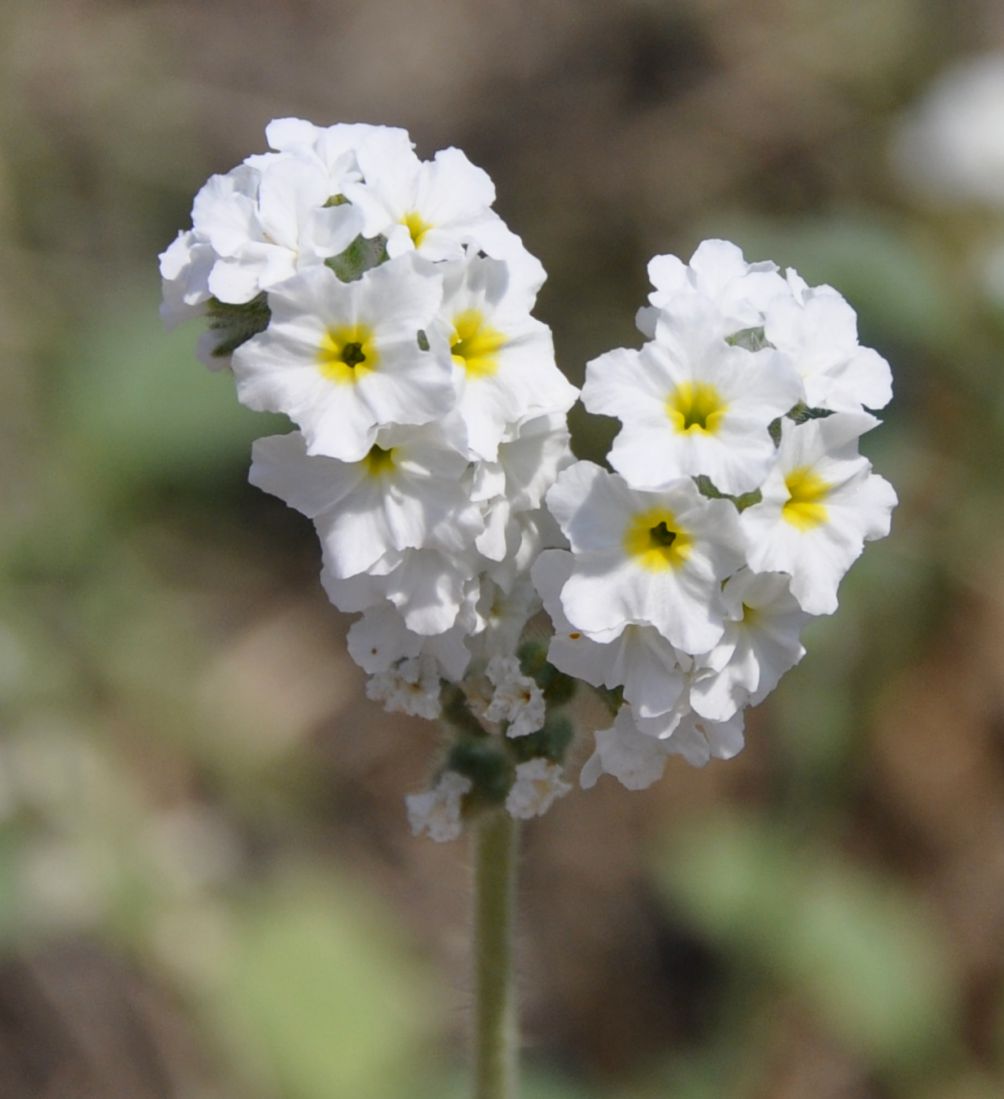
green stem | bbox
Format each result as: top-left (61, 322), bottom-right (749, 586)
top-left (472, 809), bottom-right (519, 1099)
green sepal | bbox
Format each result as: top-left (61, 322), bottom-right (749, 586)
top-left (693, 475), bottom-right (761, 512)
top-left (509, 713), bottom-right (575, 766)
top-left (325, 234), bottom-right (389, 283)
top-left (787, 402), bottom-right (834, 424)
top-left (205, 293), bottom-right (271, 358)
top-left (725, 325), bottom-right (769, 351)
top-left (447, 739), bottom-right (513, 807)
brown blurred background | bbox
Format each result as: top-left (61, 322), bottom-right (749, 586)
top-left (2, 1), bottom-right (1004, 1096)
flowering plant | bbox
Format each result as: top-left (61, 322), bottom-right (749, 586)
top-left (160, 117), bottom-right (896, 1097)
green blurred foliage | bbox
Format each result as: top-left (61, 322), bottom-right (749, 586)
top-left (1, 0), bottom-right (1003, 1096)
top-left (654, 813), bottom-right (958, 1083)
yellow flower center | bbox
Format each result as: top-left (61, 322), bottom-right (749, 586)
top-left (450, 309), bottom-right (507, 378)
top-left (623, 508), bottom-right (693, 572)
top-left (667, 381), bottom-right (728, 435)
top-left (363, 445), bottom-right (396, 478)
top-left (402, 210), bottom-right (433, 248)
top-left (318, 324), bottom-right (378, 384)
top-left (782, 467), bottom-right (830, 530)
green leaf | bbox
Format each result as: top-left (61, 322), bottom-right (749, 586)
top-left (58, 286), bottom-right (286, 495)
top-left (210, 871), bottom-right (440, 1099)
top-left (653, 813), bottom-right (959, 1079)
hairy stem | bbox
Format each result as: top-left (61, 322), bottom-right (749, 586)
top-left (472, 809), bottom-right (519, 1099)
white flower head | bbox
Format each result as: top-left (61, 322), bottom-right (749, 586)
top-left (765, 272), bottom-right (892, 413)
top-left (232, 256), bottom-right (454, 461)
top-left (638, 238), bottom-right (786, 340)
top-left (506, 759), bottom-right (571, 820)
top-left (322, 546), bottom-right (479, 636)
top-left (429, 255), bottom-right (578, 462)
top-left (366, 653), bottom-right (443, 720)
top-left (347, 605), bottom-right (471, 683)
top-left (406, 771), bottom-right (471, 842)
top-left (580, 707), bottom-right (672, 791)
top-left (581, 704), bottom-right (745, 790)
top-left (249, 426), bottom-right (480, 579)
top-left (260, 118), bottom-right (414, 180)
top-left (468, 575), bottom-right (540, 664)
top-left (635, 707), bottom-right (746, 768)
top-left (546, 462), bottom-right (746, 653)
top-left (690, 569), bottom-right (810, 721)
top-left (483, 655), bottom-right (546, 738)
top-left (344, 142), bottom-right (531, 270)
top-left (161, 155), bottom-right (364, 313)
top-left (533, 549), bottom-right (690, 719)
top-left (585, 292), bottom-right (801, 495)
top-left (159, 229), bottom-right (216, 331)
top-left (741, 413), bottom-right (897, 615)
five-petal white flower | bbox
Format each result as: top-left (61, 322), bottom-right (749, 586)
top-left (585, 293), bottom-right (801, 495)
top-left (233, 256), bottom-right (454, 460)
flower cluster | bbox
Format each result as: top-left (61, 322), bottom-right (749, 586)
top-left (534, 240), bottom-right (896, 791)
top-left (160, 119), bottom-right (579, 839)
top-left (161, 123), bottom-right (896, 841)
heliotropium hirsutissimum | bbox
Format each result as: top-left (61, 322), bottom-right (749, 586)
top-left (249, 426), bottom-right (482, 578)
top-left (584, 292), bottom-right (802, 495)
top-left (740, 412), bottom-right (897, 615)
top-left (545, 461), bottom-right (746, 654)
top-left (232, 255), bottom-right (453, 461)
top-left (160, 117), bottom-right (897, 829)
top-left (429, 255), bottom-right (578, 462)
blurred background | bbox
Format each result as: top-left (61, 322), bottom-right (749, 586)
top-left (2, 0), bottom-right (1004, 1096)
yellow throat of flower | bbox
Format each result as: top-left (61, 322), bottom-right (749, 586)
top-left (623, 508), bottom-right (693, 572)
top-left (450, 309), bottom-right (506, 378)
top-left (363, 444), bottom-right (396, 478)
top-left (402, 210), bottom-right (433, 248)
top-left (317, 324), bottom-right (378, 384)
top-left (782, 467), bottom-right (830, 530)
top-left (667, 381), bottom-right (728, 435)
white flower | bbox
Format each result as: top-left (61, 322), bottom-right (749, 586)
top-left (366, 653), bottom-right (442, 719)
top-left (891, 53), bottom-right (1004, 208)
top-left (406, 771), bottom-right (471, 842)
top-left (428, 255), bottom-right (577, 461)
top-left (545, 462), bottom-right (746, 653)
top-left (232, 256), bottom-right (454, 461)
top-left (506, 759), bottom-right (571, 819)
top-left (249, 427), bottom-right (480, 579)
top-left (579, 708), bottom-right (672, 791)
top-left (322, 546), bottom-right (479, 636)
top-left (164, 156), bottom-right (363, 309)
top-left (533, 549), bottom-right (689, 719)
top-left (638, 239), bottom-right (786, 339)
top-left (259, 118), bottom-right (414, 179)
top-left (159, 230), bottom-right (216, 330)
top-left (345, 142), bottom-right (510, 263)
top-left (689, 570), bottom-right (810, 721)
top-left (740, 414), bottom-right (897, 615)
top-left (765, 271), bottom-right (892, 413)
top-left (468, 575), bottom-right (540, 663)
top-left (635, 707), bottom-right (746, 768)
top-left (585, 293), bottom-right (801, 495)
top-left (581, 704), bottom-right (745, 790)
top-left (347, 605), bottom-right (471, 682)
top-left (483, 655), bottom-right (546, 737)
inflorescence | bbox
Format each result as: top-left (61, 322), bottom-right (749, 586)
top-left (160, 119), bottom-right (896, 840)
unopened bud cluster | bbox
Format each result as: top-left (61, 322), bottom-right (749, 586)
top-left (161, 122), bottom-right (896, 841)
